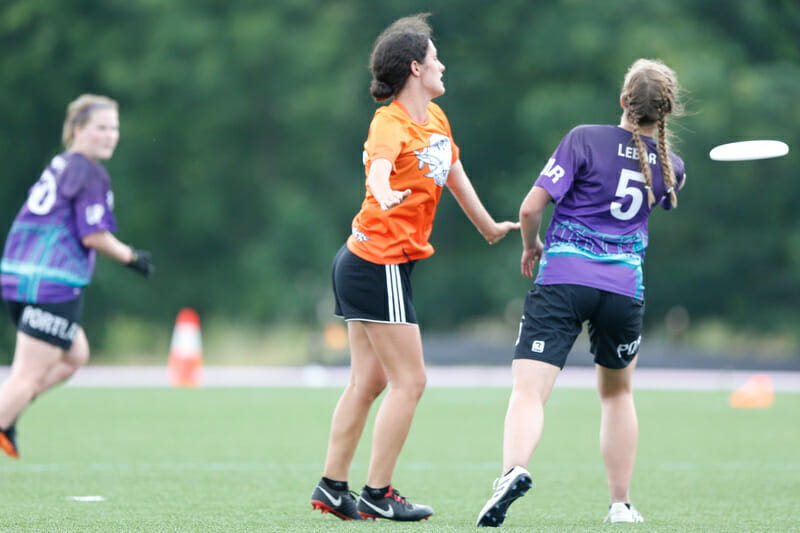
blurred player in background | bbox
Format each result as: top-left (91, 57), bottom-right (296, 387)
top-left (0, 94), bottom-right (154, 459)
top-left (310, 13), bottom-right (518, 522)
top-left (476, 58), bottom-right (686, 527)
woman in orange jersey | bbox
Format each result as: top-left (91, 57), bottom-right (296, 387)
top-left (310, 13), bottom-right (519, 523)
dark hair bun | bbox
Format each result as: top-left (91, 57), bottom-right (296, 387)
top-left (370, 79), bottom-right (394, 102)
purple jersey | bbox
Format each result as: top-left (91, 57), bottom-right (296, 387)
top-left (534, 125), bottom-right (685, 299)
top-left (1, 152), bottom-right (118, 303)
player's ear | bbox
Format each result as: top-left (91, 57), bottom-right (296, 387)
top-left (620, 95), bottom-right (626, 109)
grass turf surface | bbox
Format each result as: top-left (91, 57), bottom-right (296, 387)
top-left (0, 386), bottom-right (798, 532)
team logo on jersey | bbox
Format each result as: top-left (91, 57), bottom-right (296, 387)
top-left (414, 133), bottom-right (452, 187)
top-left (351, 227), bottom-right (369, 242)
top-left (86, 204), bottom-right (105, 225)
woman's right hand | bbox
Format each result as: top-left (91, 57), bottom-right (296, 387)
top-left (367, 158), bottom-right (410, 210)
top-left (521, 237), bottom-right (544, 278)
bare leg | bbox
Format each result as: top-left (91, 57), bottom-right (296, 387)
top-left (37, 327), bottom-right (90, 394)
top-left (363, 322), bottom-right (426, 488)
top-left (323, 321), bottom-right (388, 482)
top-left (0, 332), bottom-right (64, 428)
top-left (502, 359), bottom-right (560, 473)
top-left (597, 357), bottom-right (638, 504)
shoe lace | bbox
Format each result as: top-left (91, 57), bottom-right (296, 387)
top-left (385, 486), bottom-right (408, 505)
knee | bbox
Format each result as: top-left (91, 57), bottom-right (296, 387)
top-left (68, 346), bottom-right (90, 370)
top-left (397, 372), bottom-right (427, 402)
top-left (414, 373), bottom-right (427, 398)
top-left (599, 384), bottom-right (633, 402)
top-left (66, 333), bottom-right (90, 369)
top-left (510, 379), bottom-right (552, 408)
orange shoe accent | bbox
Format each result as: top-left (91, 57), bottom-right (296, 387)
top-left (0, 432), bottom-right (19, 459)
top-left (167, 308), bottom-right (203, 387)
top-left (729, 374), bottom-right (775, 409)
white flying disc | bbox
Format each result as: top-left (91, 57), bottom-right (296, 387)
top-left (709, 140), bottom-right (789, 161)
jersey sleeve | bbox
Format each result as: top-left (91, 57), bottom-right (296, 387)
top-left (533, 127), bottom-right (583, 203)
top-left (659, 153), bottom-right (686, 210)
top-left (673, 155), bottom-right (686, 190)
top-left (72, 164), bottom-right (118, 238)
top-left (59, 156), bottom-right (89, 199)
top-left (364, 110), bottom-right (406, 172)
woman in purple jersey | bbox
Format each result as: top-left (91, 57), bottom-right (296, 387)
top-left (0, 94), bottom-right (154, 459)
top-left (476, 59), bottom-right (686, 527)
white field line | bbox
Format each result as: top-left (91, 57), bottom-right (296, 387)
top-left (0, 365), bottom-right (799, 391)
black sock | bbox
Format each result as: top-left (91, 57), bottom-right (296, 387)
top-left (365, 485), bottom-right (390, 499)
top-left (322, 477), bottom-right (348, 491)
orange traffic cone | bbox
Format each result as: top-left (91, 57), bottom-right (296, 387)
top-left (168, 308), bottom-right (203, 387)
top-left (729, 374), bottom-right (774, 409)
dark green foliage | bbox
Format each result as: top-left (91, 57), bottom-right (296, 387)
top-left (1, 0), bottom-right (799, 354)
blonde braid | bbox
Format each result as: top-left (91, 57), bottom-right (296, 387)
top-left (656, 112), bottom-right (678, 207)
top-left (630, 117), bottom-right (656, 208)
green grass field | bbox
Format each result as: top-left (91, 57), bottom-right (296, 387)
top-left (0, 386), bottom-right (798, 532)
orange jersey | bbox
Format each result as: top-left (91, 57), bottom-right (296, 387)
top-left (347, 100), bottom-right (460, 265)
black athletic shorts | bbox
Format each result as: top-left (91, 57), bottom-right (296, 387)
top-left (4, 296), bottom-right (84, 350)
top-left (331, 244), bottom-right (417, 324)
top-left (514, 283), bottom-right (644, 369)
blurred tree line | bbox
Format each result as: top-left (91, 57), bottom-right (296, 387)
top-left (1, 0), bottom-right (799, 358)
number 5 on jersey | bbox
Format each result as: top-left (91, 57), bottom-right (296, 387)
top-left (610, 169), bottom-right (645, 221)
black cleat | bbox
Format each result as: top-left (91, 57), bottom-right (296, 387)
top-left (357, 485), bottom-right (433, 521)
top-left (310, 478), bottom-right (363, 520)
top-left (0, 423), bottom-right (19, 459)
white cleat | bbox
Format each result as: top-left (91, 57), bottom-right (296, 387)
top-left (476, 465), bottom-right (533, 527)
top-left (603, 502), bottom-right (644, 523)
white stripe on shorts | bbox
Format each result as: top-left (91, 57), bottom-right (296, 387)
top-left (393, 265), bottom-right (406, 322)
top-left (385, 264), bottom-right (406, 323)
